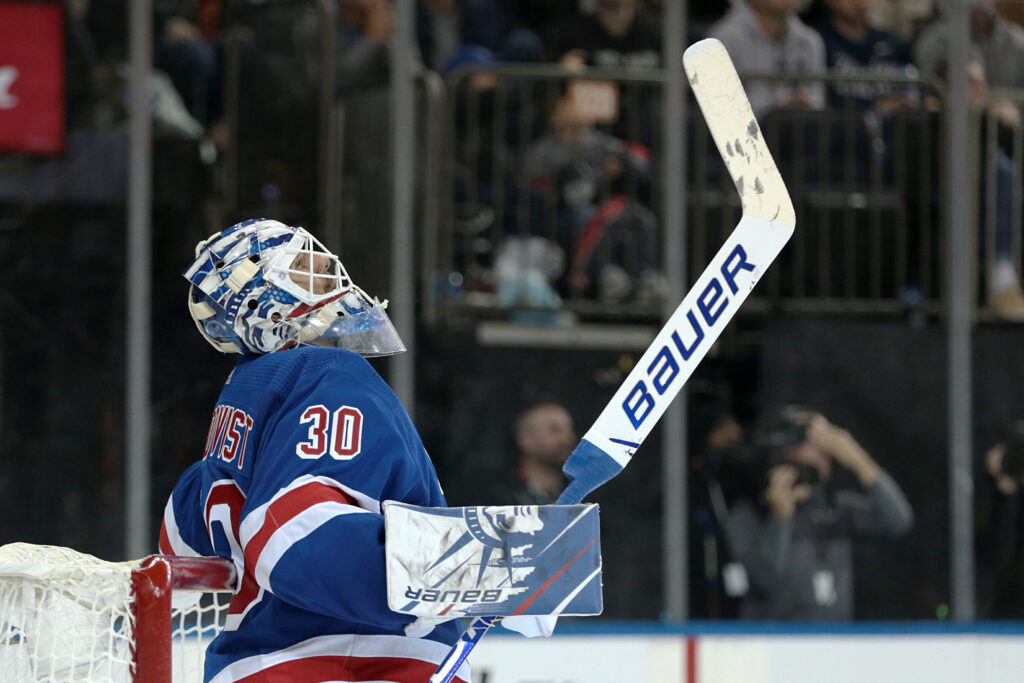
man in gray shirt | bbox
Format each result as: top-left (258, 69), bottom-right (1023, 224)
top-left (707, 0), bottom-right (827, 118)
top-left (915, 0), bottom-right (1024, 90)
top-left (725, 410), bottom-right (913, 620)
top-left (914, 1), bottom-right (1024, 320)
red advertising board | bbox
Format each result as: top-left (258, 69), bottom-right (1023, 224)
top-left (0, 2), bottom-right (65, 154)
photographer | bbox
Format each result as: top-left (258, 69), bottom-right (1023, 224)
top-left (724, 409), bottom-right (913, 620)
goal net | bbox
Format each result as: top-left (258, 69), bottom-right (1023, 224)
top-left (0, 543), bottom-right (236, 682)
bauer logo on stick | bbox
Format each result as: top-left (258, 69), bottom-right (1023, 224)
top-left (577, 37), bottom-right (796, 474)
top-left (621, 242), bottom-right (758, 430)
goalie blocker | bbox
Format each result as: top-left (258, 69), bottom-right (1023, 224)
top-left (384, 503), bottom-right (602, 620)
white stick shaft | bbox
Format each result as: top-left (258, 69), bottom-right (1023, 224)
top-left (583, 213), bottom-right (791, 467)
top-left (584, 38), bottom-right (795, 469)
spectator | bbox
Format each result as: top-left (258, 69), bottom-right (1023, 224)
top-left (72, 0), bottom-right (215, 134)
top-left (814, 0), bottom-right (919, 113)
top-left (525, 93), bottom-right (662, 302)
top-left (416, 0), bottom-right (542, 76)
top-left (293, 0), bottom-right (395, 93)
top-left (707, 0), bottom-right (826, 118)
top-left (923, 48), bottom-right (1024, 319)
top-left (868, 0), bottom-right (938, 42)
top-left (901, 0), bottom-right (1024, 320)
top-left (506, 401), bottom-right (577, 505)
top-left (980, 420), bottom-right (1024, 617)
top-left (965, 57), bottom-right (1024, 320)
top-left (542, 0), bottom-right (662, 69)
top-left (724, 408), bottom-right (913, 620)
top-left (154, 6), bottom-right (222, 127)
top-left (915, 0), bottom-right (1024, 91)
top-left (542, 0), bottom-right (663, 152)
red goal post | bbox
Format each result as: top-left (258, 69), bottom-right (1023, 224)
top-left (0, 543), bottom-right (236, 682)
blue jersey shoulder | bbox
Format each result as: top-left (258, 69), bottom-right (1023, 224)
top-left (202, 346), bottom-right (444, 508)
top-left (219, 346), bottom-right (399, 424)
top-left (234, 346), bottom-right (379, 395)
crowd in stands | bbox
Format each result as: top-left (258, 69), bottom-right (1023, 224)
top-left (85, 0), bottom-right (1016, 126)
top-left (56, 0), bottom-right (1024, 317)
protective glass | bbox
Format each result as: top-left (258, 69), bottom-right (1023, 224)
top-left (296, 289), bottom-right (406, 357)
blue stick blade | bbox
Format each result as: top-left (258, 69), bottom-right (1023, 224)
top-left (557, 440), bottom-right (626, 505)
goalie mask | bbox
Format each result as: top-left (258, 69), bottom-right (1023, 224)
top-left (183, 218), bottom-right (405, 357)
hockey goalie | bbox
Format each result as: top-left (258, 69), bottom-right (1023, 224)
top-left (161, 219), bottom-right (602, 683)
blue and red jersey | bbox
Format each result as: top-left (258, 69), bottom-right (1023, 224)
top-left (160, 346), bottom-right (467, 683)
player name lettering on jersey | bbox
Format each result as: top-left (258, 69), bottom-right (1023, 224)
top-left (622, 243), bottom-right (756, 430)
top-left (204, 404), bottom-right (255, 468)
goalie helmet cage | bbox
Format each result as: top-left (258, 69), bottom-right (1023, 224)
top-left (0, 543), bottom-right (236, 683)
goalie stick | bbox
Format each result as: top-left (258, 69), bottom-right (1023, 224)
top-left (428, 38), bottom-right (796, 683)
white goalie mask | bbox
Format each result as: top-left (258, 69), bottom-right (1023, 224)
top-left (183, 218), bottom-right (406, 356)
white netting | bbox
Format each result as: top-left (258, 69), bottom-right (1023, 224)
top-left (0, 543), bottom-right (230, 683)
top-left (169, 591), bottom-right (230, 683)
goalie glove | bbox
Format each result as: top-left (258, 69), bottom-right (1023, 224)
top-left (383, 502), bottom-right (602, 619)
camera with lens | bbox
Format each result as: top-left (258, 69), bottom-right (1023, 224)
top-left (699, 406), bottom-right (822, 505)
top-left (751, 406), bottom-right (820, 488)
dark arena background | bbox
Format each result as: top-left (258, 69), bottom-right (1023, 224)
top-left (2, 1), bottom-right (1024, 681)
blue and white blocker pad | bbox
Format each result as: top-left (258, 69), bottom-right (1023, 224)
top-left (383, 503), bottom-right (602, 618)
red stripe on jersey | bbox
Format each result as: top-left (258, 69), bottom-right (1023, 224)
top-left (204, 481), bottom-right (258, 622)
top-left (158, 520), bottom-right (172, 555)
top-left (243, 482), bottom-right (361, 572)
top-left (233, 654), bottom-right (468, 683)
top-left (205, 481), bottom-right (245, 533)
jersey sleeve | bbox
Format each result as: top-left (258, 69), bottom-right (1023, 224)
top-left (253, 499), bottom-right (403, 627)
top-left (834, 470), bottom-right (914, 538)
top-left (159, 460), bottom-right (215, 558)
top-left (236, 355), bottom-right (444, 627)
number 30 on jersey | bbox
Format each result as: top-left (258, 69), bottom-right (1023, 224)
top-left (297, 404), bottom-right (364, 460)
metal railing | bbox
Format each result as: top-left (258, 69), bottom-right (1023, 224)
top-left (743, 70), bottom-right (945, 314)
top-left (976, 88), bottom-right (1024, 319)
top-left (220, 2), bottom-right (445, 301)
top-left (426, 66), bottom-right (946, 325)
